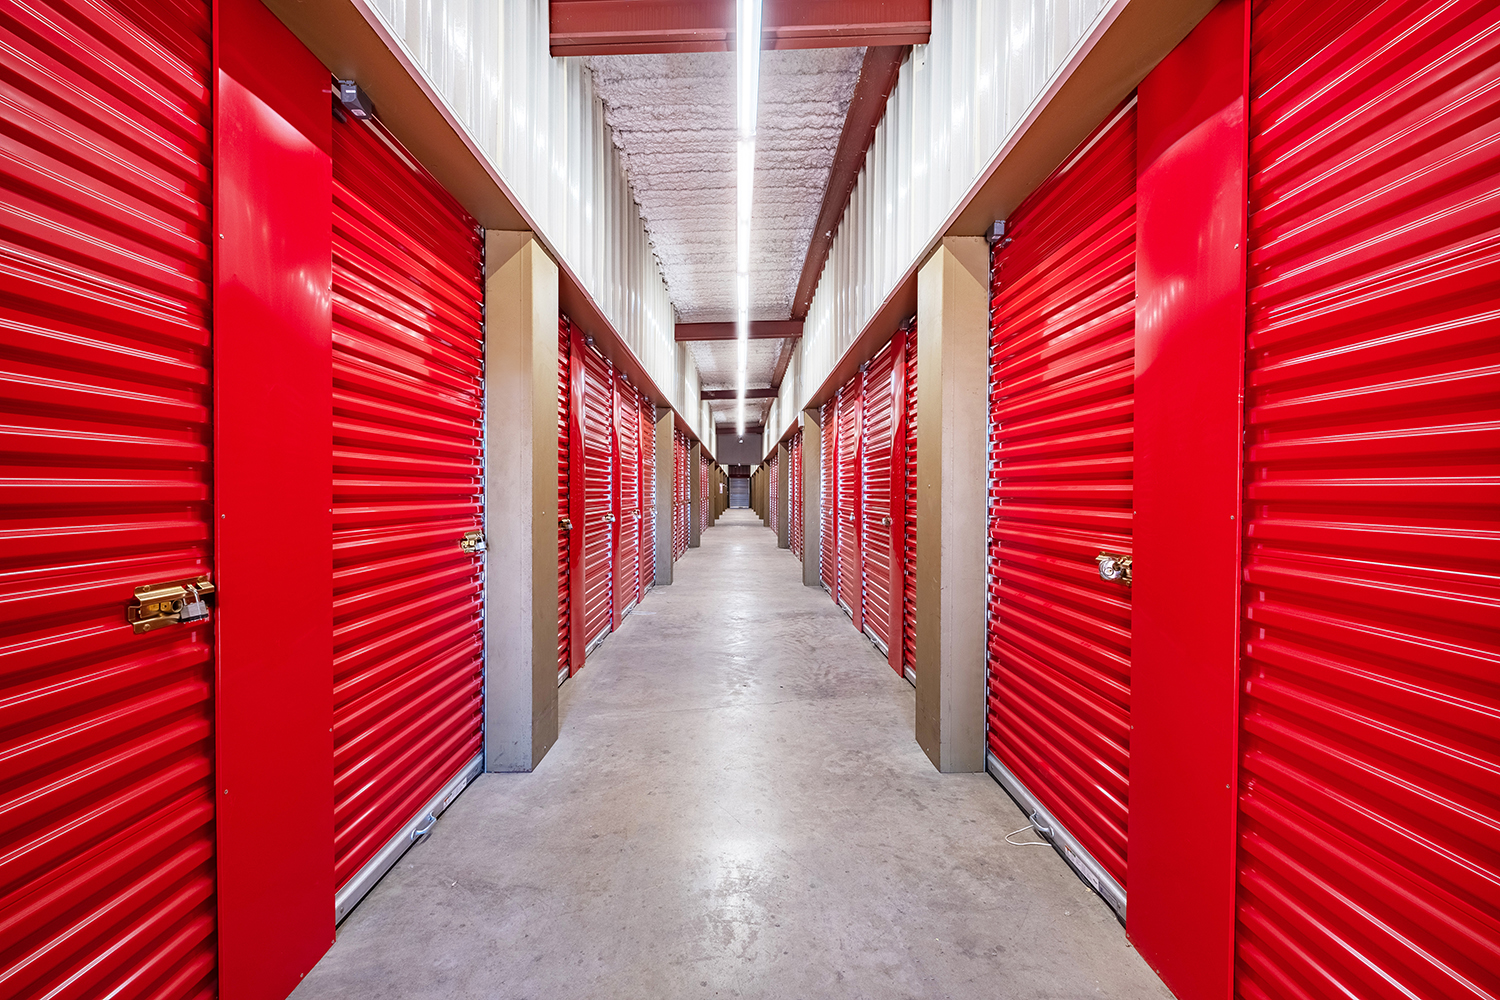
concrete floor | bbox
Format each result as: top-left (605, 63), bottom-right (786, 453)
top-left (293, 509), bottom-right (1172, 1000)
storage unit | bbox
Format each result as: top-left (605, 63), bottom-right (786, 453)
top-left (699, 452), bottom-right (710, 537)
top-left (613, 373), bottom-right (640, 623)
top-left (820, 400), bottom-right (839, 593)
top-left (330, 110), bottom-right (485, 899)
top-left (558, 318), bottom-right (574, 681)
top-left (902, 323), bottom-right (918, 683)
top-left (790, 431), bottom-right (804, 561)
top-left (672, 429), bottom-right (689, 561)
top-left (636, 392), bottom-right (656, 598)
top-left (0, 1), bottom-right (219, 992)
top-left (834, 378), bottom-right (863, 625)
top-left (859, 333), bottom-right (903, 666)
top-left (1233, 2), bottom-right (1500, 997)
top-left (768, 447), bottom-right (780, 537)
top-left (985, 99), bottom-right (1138, 899)
top-left (579, 340), bottom-right (615, 656)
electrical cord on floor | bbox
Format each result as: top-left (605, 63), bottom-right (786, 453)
top-left (1004, 822), bottom-right (1050, 847)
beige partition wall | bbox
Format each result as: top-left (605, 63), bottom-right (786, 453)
top-left (483, 232), bottom-right (560, 771)
top-left (913, 238), bottom-right (990, 774)
top-left (688, 442), bottom-right (702, 547)
top-left (776, 442), bottom-right (790, 549)
top-left (801, 410), bottom-right (822, 587)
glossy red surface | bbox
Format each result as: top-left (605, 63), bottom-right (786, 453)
top-left (558, 318), bottom-right (572, 678)
top-left (820, 401), bottom-right (838, 593)
top-left (613, 372), bottom-right (639, 623)
top-left (580, 343), bottom-right (614, 654)
top-left (0, 1), bottom-right (218, 994)
top-left (860, 335), bottom-right (899, 659)
top-left (902, 323), bottom-right (918, 679)
top-left (1235, 1), bottom-right (1500, 997)
top-left (790, 430), bottom-right (804, 562)
top-left (567, 319), bottom-right (587, 674)
top-left (835, 376), bottom-right (864, 628)
top-left (214, 0), bottom-right (334, 992)
top-left (769, 447), bottom-right (780, 536)
top-left (329, 109), bottom-right (483, 894)
top-left (699, 453), bottom-right (710, 537)
top-left (637, 392), bottom-right (656, 591)
top-left (1129, 3), bottom-right (1248, 995)
top-left (986, 98), bottom-right (1137, 890)
top-left (673, 429), bottom-right (689, 562)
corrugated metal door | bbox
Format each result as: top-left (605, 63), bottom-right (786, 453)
top-left (331, 112), bottom-right (484, 891)
top-left (986, 100), bottom-right (1137, 892)
top-left (699, 453), bottom-right (709, 536)
top-left (836, 376), bottom-right (863, 626)
top-left (557, 318), bottom-right (572, 682)
top-left (673, 429), bottom-right (687, 561)
top-left (614, 373), bottom-right (639, 622)
top-left (0, 1), bottom-right (218, 993)
top-left (637, 392), bottom-right (654, 594)
top-left (820, 400), bottom-right (838, 593)
top-left (580, 343), bottom-right (614, 654)
top-left (861, 340), bottom-right (898, 655)
top-left (1236, 2), bottom-right (1500, 997)
top-left (903, 323), bottom-right (918, 683)
top-left (730, 477), bottom-right (749, 508)
top-left (790, 431), bottom-right (803, 561)
top-left (769, 448), bottom-right (779, 536)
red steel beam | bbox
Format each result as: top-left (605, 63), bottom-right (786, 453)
top-left (702, 387), bottom-right (779, 400)
top-left (675, 320), bottom-right (803, 341)
top-left (550, 1), bottom-right (930, 56)
top-left (790, 44), bottom-right (906, 319)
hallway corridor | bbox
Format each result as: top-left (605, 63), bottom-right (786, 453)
top-left (293, 511), bottom-right (1170, 999)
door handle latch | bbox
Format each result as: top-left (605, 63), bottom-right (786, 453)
top-left (128, 576), bottom-right (215, 633)
top-left (1096, 552), bottom-right (1132, 587)
top-left (559, 516), bottom-right (573, 531)
top-left (460, 531), bottom-right (487, 554)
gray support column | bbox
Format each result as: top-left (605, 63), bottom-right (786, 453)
top-left (914, 237), bottom-right (989, 774)
top-left (776, 442), bottom-right (790, 548)
top-left (483, 231), bottom-right (559, 771)
top-left (688, 441), bottom-right (702, 547)
top-left (801, 410), bottom-right (821, 587)
top-left (654, 410), bottom-right (674, 585)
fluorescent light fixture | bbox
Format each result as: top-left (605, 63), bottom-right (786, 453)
top-left (734, 0), bottom-right (760, 442)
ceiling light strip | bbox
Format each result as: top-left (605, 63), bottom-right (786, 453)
top-left (735, 0), bottom-right (761, 439)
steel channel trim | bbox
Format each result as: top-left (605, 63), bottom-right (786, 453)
top-left (903, 666), bottom-right (915, 687)
top-left (863, 625), bottom-right (889, 656)
top-left (985, 751), bottom-right (1126, 922)
top-left (335, 751), bottom-right (484, 924)
top-left (557, 666), bottom-right (569, 687)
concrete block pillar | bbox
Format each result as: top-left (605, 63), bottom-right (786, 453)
top-left (801, 410), bottom-right (821, 587)
top-left (688, 441), bottom-right (702, 547)
top-left (654, 410), bottom-right (674, 585)
top-left (914, 237), bottom-right (989, 774)
top-left (483, 231), bottom-right (559, 771)
top-left (776, 442), bottom-right (790, 548)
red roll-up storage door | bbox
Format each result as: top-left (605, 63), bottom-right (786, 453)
top-left (558, 318), bottom-right (572, 682)
top-left (579, 343), bottom-right (614, 655)
top-left (860, 339), bottom-right (899, 656)
top-left (0, 2), bottom-right (218, 993)
top-left (986, 99), bottom-right (1137, 894)
top-left (1235, 3), bottom-right (1500, 998)
top-left (699, 453), bottom-right (709, 536)
top-left (836, 376), bottom-right (863, 626)
top-left (903, 323), bottom-right (918, 683)
top-left (769, 448), bottom-right (779, 536)
top-left (637, 393), bottom-right (655, 593)
top-left (331, 111), bottom-right (484, 892)
top-left (790, 431), bottom-right (803, 561)
top-left (820, 400), bottom-right (838, 593)
top-left (672, 429), bottom-right (685, 561)
top-left (614, 373), bottom-right (639, 622)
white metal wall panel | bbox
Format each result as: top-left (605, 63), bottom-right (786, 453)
top-left (358, 0), bottom-right (696, 433)
top-left (799, 0), bottom-right (1123, 405)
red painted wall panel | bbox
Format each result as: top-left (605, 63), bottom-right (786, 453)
top-left (1129, 3), bottom-right (1248, 996)
top-left (558, 319), bottom-right (572, 681)
top-left (903, 324), bottom-right (918, 681)
top-left (214, 0), bottom-right (334, 993)
top-left (614, 373), bottom-right (639, 622)
top-left (580, 343), bottom-right (614, 654)
top-left (835, 377), bottom-right (863, 627)
top-left (1234, 2), bottom-right (1500, 998)
top-left (637, 393), bottom-right (655, 592)
top-left (330, 111), bottom-right (484, 894)
top-left (0, 1), bottom-right (220, 995)
top-left (820, 401), bottom-right (837, 592)
top-left (860, 338), bottom-right (898, 657)
top-left (986, 98), bottom-right (1137, 891)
